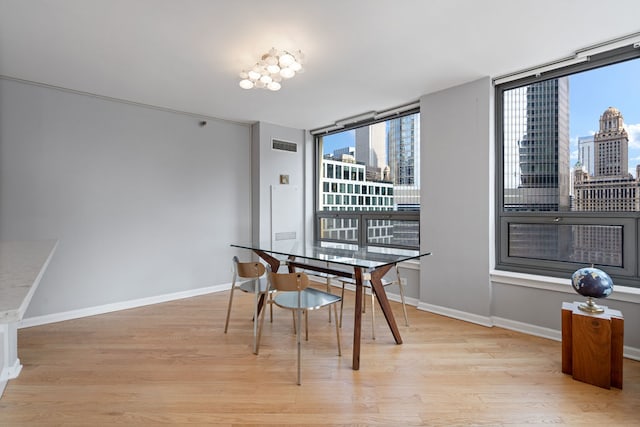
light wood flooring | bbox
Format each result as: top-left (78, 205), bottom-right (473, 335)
top-left (1, 285), bottom-right (639, 426)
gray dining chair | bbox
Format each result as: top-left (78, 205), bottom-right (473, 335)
top-left (224, 256), bottom-right (275, 353)
top-left (255, 267), bottom-right (341, 385)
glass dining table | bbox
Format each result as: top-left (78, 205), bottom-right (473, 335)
top-left (231, 241), bottom-right (431, 370)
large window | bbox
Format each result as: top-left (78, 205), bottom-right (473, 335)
top-left (315, 111), bottom-right (420, 249)
top-left (496, 46), bottom-right (640, 287)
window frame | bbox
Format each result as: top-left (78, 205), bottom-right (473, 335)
top-left (314, 108), bottom-right (420, 250)
top-left (495, 45), bottom-right (640, 288)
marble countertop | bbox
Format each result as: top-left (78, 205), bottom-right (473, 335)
top-left (0, 240), bottom-right (58, 323)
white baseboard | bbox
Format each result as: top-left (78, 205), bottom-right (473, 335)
top-left (417, 302), bottom-right (494, 327)
top-left (0, 357), bottom-right (22, 397)
top-left (0, 358), bottom-right (22, 382)
top-left (18, 282), bottom-right (640, 362)
top-left (333, 281), bottom-right (420, 308)
top-left (492, 316), bottom-right (561, 341)
top-left (19, 283), bottom-right (231, 329)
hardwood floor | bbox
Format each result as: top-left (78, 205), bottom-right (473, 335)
top-left (1, 286), bottom-right (639, 426)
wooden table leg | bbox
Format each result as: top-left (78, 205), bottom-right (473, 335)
top-left (352, 267), bottom-right (363, 370)
top-left (370, 264), bottom-right (402, 344)
top-left (253, 249), bottom-right (281, 274)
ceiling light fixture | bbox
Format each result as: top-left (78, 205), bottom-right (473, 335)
top-left (239, 48), bottom-right (304, 91)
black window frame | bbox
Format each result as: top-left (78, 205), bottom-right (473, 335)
top-left (495, 45), bottom-right (640, 288)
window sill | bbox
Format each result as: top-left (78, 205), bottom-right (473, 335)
top-left (490, 269), bottom-right (640, 304)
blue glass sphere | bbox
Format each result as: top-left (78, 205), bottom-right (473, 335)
top-left (571, 267), bottom-right (613, 299)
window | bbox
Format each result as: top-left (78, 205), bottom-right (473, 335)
top-left (315, 111), bottom-right (420, 249)
top-left (496, 46), bottom-right (640, 287)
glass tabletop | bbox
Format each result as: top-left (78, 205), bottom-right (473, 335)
top-left (231, 241), bottom-right (431, 270)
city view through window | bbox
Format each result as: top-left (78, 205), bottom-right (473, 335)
top-left (317, 113), bottom-right (420, 248)
top-left (502, 57), bottom-right (640, 269)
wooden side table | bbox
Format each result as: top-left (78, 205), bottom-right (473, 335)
top-left (561, 301), bottom-right (624, 389)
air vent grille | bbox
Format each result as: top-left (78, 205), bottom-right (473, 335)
top-left (272, 139), bottom-right (297, 152)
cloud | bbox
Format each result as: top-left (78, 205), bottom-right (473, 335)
top-left (628, 123), bottom-right (640, 176)
top-left (627, 123), bottom-right (640, 149)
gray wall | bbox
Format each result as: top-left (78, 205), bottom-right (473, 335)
top-left (251, 122), bottom-right (306, 245)
top-left (0, 78), bottom-right (252, 317)
top-left (420, 77), bottom-right (493, 320)
top-left (416, 76), bottom-right (639, 352)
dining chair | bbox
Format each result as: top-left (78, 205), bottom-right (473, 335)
top-left (224, 256), bottom-right (275, 353)
top-left (255, 268), bottom-right (342, 385)
top-left (337, 263), bottom-right (408, 339)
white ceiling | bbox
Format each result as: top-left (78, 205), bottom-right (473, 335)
top-left (1, 0), bottom-right (639, 130)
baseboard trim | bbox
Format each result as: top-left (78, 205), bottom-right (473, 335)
top-left (18, 283), bottom-right (640, 361)
top-left (492, 316), bottom-right (561, 341)
top-left (0, 358), bottom-right (22, 382)
top-left (332, 281), bottom-right (420, 308)
top-left (416, 302), bottom-right (494, 327)
top-left (19, 283), bottom-right (231, 329)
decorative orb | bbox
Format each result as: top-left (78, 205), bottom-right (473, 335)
top-left (571, 267), bottom-right (613, 299)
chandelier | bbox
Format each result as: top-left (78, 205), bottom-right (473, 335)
top-left (239, 48), bottom-right (304, 91)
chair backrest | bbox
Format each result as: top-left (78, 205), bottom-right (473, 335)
top-left (233, 256), bottom-right (266, 279)
top-left (268, 271), bottom-right (309, 292)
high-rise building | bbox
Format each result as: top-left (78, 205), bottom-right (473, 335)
top-left (578, 135), bottom-right (595, 176)
top-left (387, 113), bottom-right (420, 209)
top-left (571, 107), bottom-right (639, 267)
top-left (515, 78), bottom-right (571, 211)
top-left (573, 107), bottom-right (639, 211)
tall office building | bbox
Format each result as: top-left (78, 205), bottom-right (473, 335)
top-left (387, 113), bottom-right (420, 209)
top-left (516, 78), bottom-right (571, 211)
top-left (355, 122), bottom-right (387, 180)
top-left (503, 78), bottom-right (570, 262)
top-left (571, 107), bottom-right (639, 267)
top-left (573, 107), bottom-right (639, 211)
top-left (578, 135), bottom-right (595, 176)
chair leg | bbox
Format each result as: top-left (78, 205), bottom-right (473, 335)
top-left (292, 311), bottom-right (297, 334)
top-left (224, 283), bottom-right (236, 334)
top-left (339, 284), bottom-right (345, 328)
top-left (254, 289), bottom-right (268, 355)
top-left (371, 291), bottom-right (376, 340)
top-left (333, 304), bottom-right (341, 356)
top-left (305, 310), bottom-right (309, 341)
top-left (253, 283), bottom-right (260, 350)
top-left (326, 275), bottom-right (333, 324)
top-left (296, 308), bottom-right (302, 385)
top-left (362, 288), bottom-right (367, 313)
top-left (398, 279), bottom-right (409, 327)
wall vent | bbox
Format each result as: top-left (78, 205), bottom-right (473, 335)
top-left (272, 139), bottom-right (297, 153)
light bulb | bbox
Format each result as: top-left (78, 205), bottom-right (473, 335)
top-left (239, 79), bottom-right (254, 89)
top-left (265, 55), bottom-right (278, 66)
top-left (289, 61), bottom-right (302, 72)
top-left (239, 71), bottom-right (249, 79)
top-left (267, 64), bottom-right (280, 74)
top-left (267, 81), bottom-right (281, 91)
top-left (260, 75), bottom-right (272, 84)
top-left (248, 70), bottom-right (261, 80)
top-left (279, 67), bottom-right (295, 79)
top-left (279, 53), bottom-right (295, 67)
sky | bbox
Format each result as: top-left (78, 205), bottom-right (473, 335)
top-left (322, 57), bottom-right (640, 174)
top-left (569, 58), bottom-right (640, 174)
top-left (322, 129), bottom-right (355, 156)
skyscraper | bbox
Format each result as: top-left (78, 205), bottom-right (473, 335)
top-left (517, 78), bottom-right (570, 211)
top-left (573, 107), bottom-right (639, 211)
top-left (387, 113), bottom-right (420, 209)
top-left (578, 135), bottom-right (595, 176)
